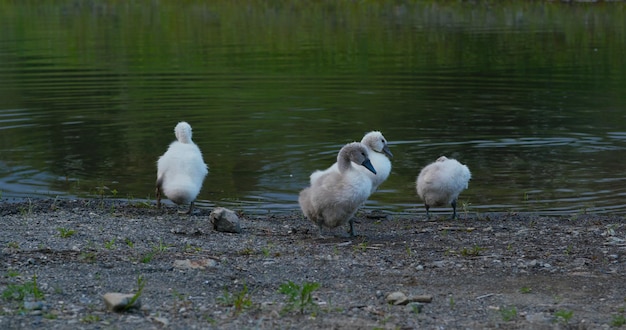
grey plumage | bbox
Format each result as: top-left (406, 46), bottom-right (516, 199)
top-left (299, 142), bottom-right (376, 237)
top-left (309, 131), bottom-right (393, 195)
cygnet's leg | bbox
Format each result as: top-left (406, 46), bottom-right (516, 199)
top-left (450, 200), bottom-right (457, 220)
top-left (156, 186), bottom-right (162, 209)
top-left (179, 201), bottom-right (194, 215)
top-left (156, 178), bottom-right (163, 209)
top-left (317, 225), bottom-right (326, 239)
top-left (424, 204), bottom-right (431, 220)
top-left (348, 218), bottom-right (356, 237)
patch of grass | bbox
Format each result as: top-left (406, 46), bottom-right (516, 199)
top-left (104, 239), bottom-right (116, 250)
top-left (460, 245), bottom-right (484, 257)
top-left (500, 306), bottom-right (518, 321)
top-left (57, 227), bottom-right (76, 238)
top-left (81, 314), bottom-right (101, 323)
top-left (261, 243), bottom-right (274, 257)
top-left (460, 199), bottom-right (471, 218)
top-left (19, 198), bottom-right (34, 217)
top-left (124, 275), bottom-right (145, 312)
top-left (138, 240), bottom-right (170, 263)
top-left (7, 241), bottom-right (19, 249)
top-left (611, 314), bottom-right (626, 327)
top-left (152, 239), bottom-right (170, 253)
top-left (128, 195), bottom-right (152, 208)
top-left (183, 243), bottom-right (202, 253)
top-left (279, 281), bottom-right (320, 314)
top-left (217, 283), bottom-right (253, 315)
top-left (43, 312), bottom-right (58, 319)
top-left (353, 242), bottom-right (368, 252)
top-left (6, 270), bottom-right (20, 278)
top-left (136, 200), bottom-right (153, 208)
top-left (49, 196), bottom-right (60, 211)
top-left (125, 237), bottom-right (135, 248)
top-left (171, 289), bottom-right (193, 312)
top-left (140, 252), bottom-right (156, 263)
top-left (79, 252), bottom-right (97, 263)
top-left (238, 247), bottom-right (254, 256)
top-left (519, 287), bottom-right (532, 294)
top-left (554, 309), bottom-right (573, 323)
top-left (2, 273), bottom-right (44, 302)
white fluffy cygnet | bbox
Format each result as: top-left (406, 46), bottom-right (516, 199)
top-left (416, 156), bottom-right (471, 219)
top-left (310, 131), bottom-right (392, 195)
top-left (156, 121), bottom-right (208, 214)
top-left (299, 142), bottom-right (377, 237)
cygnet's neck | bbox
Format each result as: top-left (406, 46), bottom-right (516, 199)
top-left (337, 153), bottom-right (354, 172)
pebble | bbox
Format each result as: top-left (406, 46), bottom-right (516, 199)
top-left (23, 301), bottom-right (44, 310)
top-left (432, 260), bottom-right (448, 268)
top-left (526, 312), bottom-right (551, 324)
top-left (409, 295), bottom-right (433, 303)
top-left (103, 293), bottom-right (141, 312)
top-left (152, 317), bottom-right (169, 326)
top-left (210, 207), bottom-right (242, 233)
top-left (386, 291), bottom-right (408, 305)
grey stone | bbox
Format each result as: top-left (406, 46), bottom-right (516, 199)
top-left (386, 291), bottom-right (408, 305)
top-left (408, 295), bottom-right (433, 303)
top-left (526, 312), bottom-right (551, 324)
top-left (209, 207), bottom-right (242, 233)
top-left (103, 292), bottom-right (141, 312)
top-left (23, 301), bottom-right (44, 310)
top-left (152, 317), bottom-right (169, 326)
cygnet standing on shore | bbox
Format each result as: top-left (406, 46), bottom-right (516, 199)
top-left (416, 156), bottom-right (471, 219)
top-left (299, 142), bottom-right (377, 237)
top-left (156, 121), bottom-right (208, 214)
top-left (310, 131), bottom-right (393, 194)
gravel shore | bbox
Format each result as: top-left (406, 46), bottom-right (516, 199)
top-left (1, 199), bottom-right (625, 329)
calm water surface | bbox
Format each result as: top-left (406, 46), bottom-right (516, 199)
top-left (1, 1), bottom-right (625, 215)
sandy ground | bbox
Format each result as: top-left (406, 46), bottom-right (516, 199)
top-left (1, 198), bottom-right (626, 329)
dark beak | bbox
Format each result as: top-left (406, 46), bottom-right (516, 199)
top-left (383, 145), bottom-right (393, 159)
top-left (361, 159), bottom-right (377, 175)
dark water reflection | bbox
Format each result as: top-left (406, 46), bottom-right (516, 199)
top-left (1, 1), bottom-right (625, 215)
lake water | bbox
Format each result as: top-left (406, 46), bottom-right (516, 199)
top-left (1, 1), bottom-right (625, 216)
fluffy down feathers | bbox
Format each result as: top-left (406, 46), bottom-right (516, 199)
top-left (299, 142), bottom-right (376, 237)
top-left (416, 156), bottom-right (471, 219)
top-left (156, 122), bottom-right (208, 214)
top-left (310, 131), bottom-right (392, 194)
